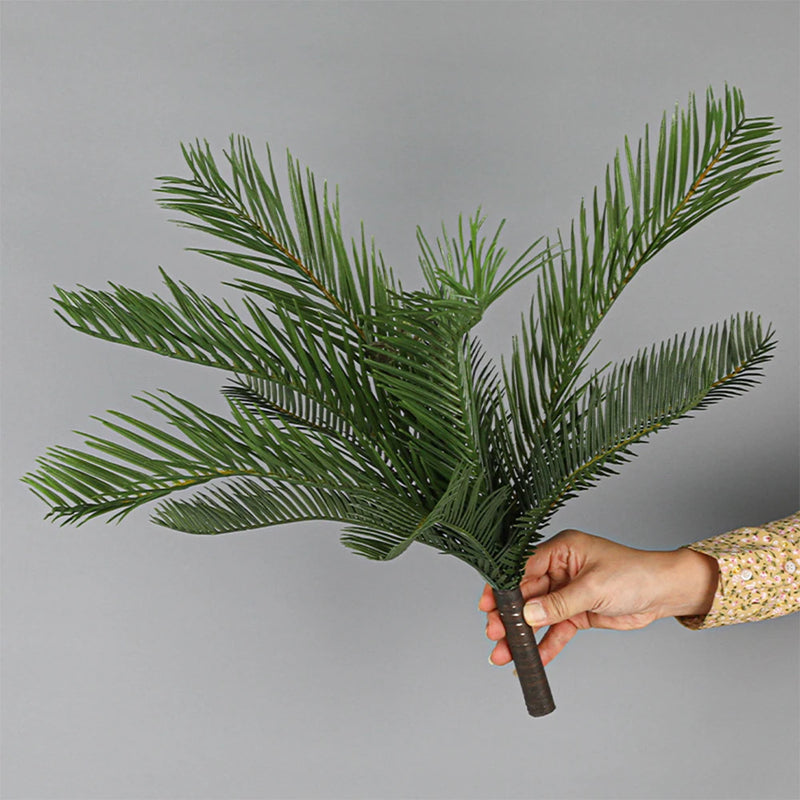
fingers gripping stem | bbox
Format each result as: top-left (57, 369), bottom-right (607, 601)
top-left (494, 587), bottom-right (556, 717)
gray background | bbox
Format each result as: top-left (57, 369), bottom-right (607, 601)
top-left (2, 2), bottom-right (798, 798)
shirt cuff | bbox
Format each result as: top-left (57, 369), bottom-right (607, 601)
top-left (676, 514), bottom-right (800, 630)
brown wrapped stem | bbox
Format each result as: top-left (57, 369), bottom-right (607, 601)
top-left (494, 587), bottom-right (555, 717)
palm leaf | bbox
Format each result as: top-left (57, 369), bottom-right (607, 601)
top-left (52, 268), bottom-right (293, 379)
top-left (156, 136), bottom-right (399, 342)
top-left (498, 313), bottom-right (776, 581)
top-left (417, 210), bottom-right (548, 308)
top-left (23, 386), bottom-right (391, 527)
top-left (340, 462), bottom-right (511, 585)
top-left (363, 293), bottom-right (485, 493)
top-left (510, 85), bottom-right (779, 442)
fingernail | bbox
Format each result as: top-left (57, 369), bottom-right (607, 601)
top-left (524, 601), bottom-right (546, 627)
top-left (488, 653), bottom-right (496, 666)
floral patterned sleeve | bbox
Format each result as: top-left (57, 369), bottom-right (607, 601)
top-left (677, 511), bottom-right (800, 630)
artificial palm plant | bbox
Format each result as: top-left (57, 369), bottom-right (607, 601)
top-left (24, 86), bottom-right (779, 716)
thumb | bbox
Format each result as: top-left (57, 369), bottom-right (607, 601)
top-left (523, 580), bottom-right (595, 628)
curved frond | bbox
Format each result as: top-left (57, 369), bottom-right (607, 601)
top-left (21, 387), bottom-right (387, 526)
top-left (221, 374), bottom-right (355, 440)
top-left (501, 313), bottom-right (776, 574)
top-left (417, 210), bottom-right (548, 309)
top-left (155, 135), bottom-right (400, 342)
top-left (52, 268), bottom-right (301, 379)
top-left (339, 462), bottom-right (510, 585)
top-left (513, 85), bottom-right (780, 435)
top-left (152, 476), bottom-right (360, 534)
top-left (364, 293), bottom-right (484, 493)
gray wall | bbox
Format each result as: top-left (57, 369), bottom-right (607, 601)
top-left (2, 2), bottom-right (798, 798)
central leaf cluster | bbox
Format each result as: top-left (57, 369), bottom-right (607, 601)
top-left (24, 85), bottom-right (779, 590)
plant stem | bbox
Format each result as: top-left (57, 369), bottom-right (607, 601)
top-left (494, 587), bottom-right (555, 717)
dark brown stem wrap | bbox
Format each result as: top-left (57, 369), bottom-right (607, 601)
top-left (494, 587), bottom-right (556, 717)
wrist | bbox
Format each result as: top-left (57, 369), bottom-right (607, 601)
top-left (655, 547), bottom-right (719, 619)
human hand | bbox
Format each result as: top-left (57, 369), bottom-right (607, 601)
top-left (480, 529), bottom-right (719, 666)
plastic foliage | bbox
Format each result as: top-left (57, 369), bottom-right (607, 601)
top-left (23, 86), bottom-right (780, 715)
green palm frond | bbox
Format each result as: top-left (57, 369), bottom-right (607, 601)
top-left (340, 462), bottom-right (511, 585)
top-left (52, 268), bottom-right (289, 378)
top-left (220, 374), bottom-right (356, 440)
top-left (364, 293), bottom-right (483, 489)
top-left (498, 313), bottom-right (776, 580)
top-left (26, 386), bottom-right (389, 526)
top-left (507, 84), bottom-right (779, 435)
top-left (417, 210), bottom-right (548, 308)
top-left (156, 136), bottom-right (400, 342)
top-left (152, 475), bottom-right (424, 549)
top-left (24, 85), bottom-right (779, 594)
top-left (25, 394), bottom-right (262, 527)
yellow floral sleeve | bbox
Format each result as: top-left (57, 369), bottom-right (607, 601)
top-left (677, 511), bottom-right (800, 629)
